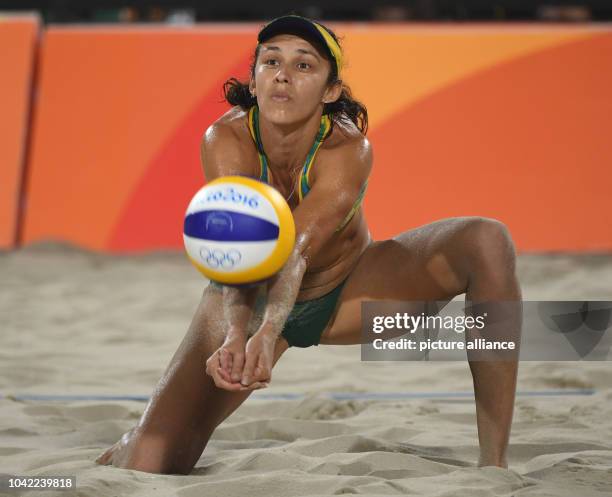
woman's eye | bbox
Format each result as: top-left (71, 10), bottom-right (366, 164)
top-left (264, 59), bottom-right (278, 66)
top-left (297, 62), bottom-right (311, 70)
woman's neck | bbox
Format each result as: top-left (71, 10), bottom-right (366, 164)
top-left (257, 108), bottom-right (323, 172)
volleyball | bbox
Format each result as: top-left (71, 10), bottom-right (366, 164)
top-left (183, 176), bottom-right (296, 284)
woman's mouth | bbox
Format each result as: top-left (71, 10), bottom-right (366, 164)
top-left (271, 94), bottom-right (290, 102)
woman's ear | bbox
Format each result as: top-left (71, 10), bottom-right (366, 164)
top-left (322, 80), bottom-right (343, 104)
top-left (249, 80), bottom-right (256, 97)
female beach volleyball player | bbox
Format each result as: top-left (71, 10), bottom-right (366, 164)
top-left (96, 15), bottom-right (521, 474)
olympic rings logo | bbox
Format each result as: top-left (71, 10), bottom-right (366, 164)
top-left (199, 247), bottom-right (242, 269)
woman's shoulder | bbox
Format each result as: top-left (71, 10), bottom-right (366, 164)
top-left (201, 107), bottom-right (256, 158)
top-left (200, 106), bottom-right (258, 179)
top-left (323, 116), bottom-right (370, 154)
top-left (203, 106), bottom-right (252, 146)
top-left (320, 116), bottom-right (372, 172)
top-left (307, 116), bottom-right (372, 188)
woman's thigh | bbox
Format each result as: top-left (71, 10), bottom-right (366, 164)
top-left (320, 217), bottom-right (481, 346)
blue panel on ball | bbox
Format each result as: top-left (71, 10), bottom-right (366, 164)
top-left (184, 210), bottom-right (279, 241)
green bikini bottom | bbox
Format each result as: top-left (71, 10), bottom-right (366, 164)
top-left (210, 279), bottom-right (347, 348)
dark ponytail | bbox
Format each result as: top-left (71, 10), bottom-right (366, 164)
top-left (222, 26), bottom-right (368, 136)
top-left (223, 78), bottom-right (257, 110)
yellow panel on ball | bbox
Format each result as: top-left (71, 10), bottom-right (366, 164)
top-left (183, 176), bottom-right (296, 284)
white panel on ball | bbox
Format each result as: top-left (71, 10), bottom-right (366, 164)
top-left (183, 235), bottom-right (276, 274)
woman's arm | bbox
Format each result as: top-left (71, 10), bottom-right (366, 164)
top-left (204, 283), bottom-right (261, 389)
top-left (263, 134), bottom-right (372, 336)
top-left (201, 120), bottom-right (270, 390)
top-left (222, 284), bottom-right (258, 337)
top-left (239, 135), bottom-right (373, 385)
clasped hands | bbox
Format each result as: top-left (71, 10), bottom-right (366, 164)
top-left (205, 328), bottom-right (277, 392)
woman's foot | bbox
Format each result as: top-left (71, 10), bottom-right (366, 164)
top-left (95, 428), bottom-right (135, 467)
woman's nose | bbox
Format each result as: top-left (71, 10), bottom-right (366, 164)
top-left (274, 67), bottom-right (290, 83)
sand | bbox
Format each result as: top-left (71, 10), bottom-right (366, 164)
top-left (1, 242), bottom-right (612, 496)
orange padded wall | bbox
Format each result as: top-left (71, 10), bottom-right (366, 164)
top-left (0, 14), bottom-right (39, 249)
top-left (22, 24), bottom-right (612, 252)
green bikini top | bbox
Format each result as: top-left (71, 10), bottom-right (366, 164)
top-left (247, 105), bottom-right (367, 232)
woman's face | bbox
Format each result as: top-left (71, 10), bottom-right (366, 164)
top-left (251, 34), bottom-right (340, 125)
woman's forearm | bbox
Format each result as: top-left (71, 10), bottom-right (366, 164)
top-left (257, 249), bottom-right (307, 338)
top-left (221, 284), bottom-right (259, 337)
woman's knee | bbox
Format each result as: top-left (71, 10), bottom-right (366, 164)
top-left (461, 217), bottom-right (517, 274)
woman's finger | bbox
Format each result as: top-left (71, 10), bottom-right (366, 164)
top-left (217, 366), bottom-right (237, 384)
top-left (241, 350), bottom-right (258, 386)
top-left (205, 351), bottom-right (220, 376)
top-left (219, 348), bottom-right (230, 373)
top-left (231, 351), bottom-right (245, 383)
top-left (212, 367), bottom-right (244, 391)
top-left (238, 381), bottom-right (269, 391)
top-left (256, 353), bottom-right (272, 383)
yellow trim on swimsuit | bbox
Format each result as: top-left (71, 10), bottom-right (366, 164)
top-left (247, 105), bottom-right (366, 231)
